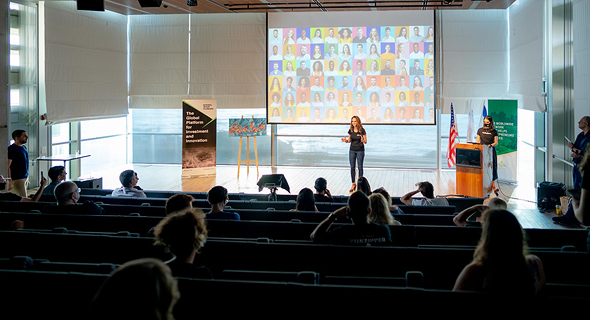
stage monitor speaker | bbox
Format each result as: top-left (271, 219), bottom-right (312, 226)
top-left (187, 0), bottom-right (198, 5)
top-left (74, 177), bottom-right (103, 189)
top-left (138, 0), bottom-right (163, 7)
top-left (537, 181), bottom-right (565, 211)
top-left (77, 0), bottom-right (105, 11)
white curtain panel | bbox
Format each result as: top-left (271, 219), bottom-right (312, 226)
top-left (574, 0), bottom-right (590, 119)
top-left (44, 1), bottom-right (127, 124)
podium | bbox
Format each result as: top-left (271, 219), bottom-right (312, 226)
top-left (455, 143), bottom-right (493, 198)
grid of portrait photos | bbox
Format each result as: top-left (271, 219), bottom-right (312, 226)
top-left (267, 26), bottom-right (435, 124)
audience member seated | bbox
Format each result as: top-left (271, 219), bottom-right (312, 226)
top-left (147, 193), bottom-right (196, 237)
top-left (10, 220), bottom-right (24, 230)
top-left (453, 197), bottom-right (507, 227)
top-left (372, 187), bottom-right (404, 214)
top-left (310, 191), bottom-right (392, 246)
top-left (42, 181), bottom-right (105, 215)
top-left (453, 209), bottom-right (545, 295)
top-left (313, 177), bottom-right (333, 202)
top-left (355, 176), bottom-right (372, 196)
top-left (111, 170), bottom-right (146, 198)
top-left (400, 181), bottom-right (449, 206)
top-left (153, 208), bottom-right (212, 279)
top-left (0, 175), bottom-right (47, 202)
top-left (368, 193), bottom-right (401, 225)
top-left (86, 258), bottom-right (180, 320)
top-left (205, 186), bottom-right (240, 220)
top-left (42, 165), bottom-right (66, 198)
top-left (291, 187), bottom-right (318, 212)
top-left (572, 151), bottom-right (590, 251)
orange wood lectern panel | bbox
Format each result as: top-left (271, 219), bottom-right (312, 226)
top-left (455, 143), bottom-right (493, 198)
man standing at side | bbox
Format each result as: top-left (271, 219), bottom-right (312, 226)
top-left (7, 130), bottom-right (29, 197)
top-left (310, 191), bottom-right (392, 246)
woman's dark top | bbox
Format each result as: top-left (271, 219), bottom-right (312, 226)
top-left (348, 128), bottom-right (366, 151)
top-left (477, 128), bottom-right (498, 146)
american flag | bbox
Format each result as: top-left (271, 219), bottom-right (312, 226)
top-left (447, 103), bottom-right (458, 168)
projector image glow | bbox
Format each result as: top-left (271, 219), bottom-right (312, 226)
top-left (187, 0), bottom-right (197, 6)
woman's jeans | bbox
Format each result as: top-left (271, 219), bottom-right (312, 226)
top-left (349, 150), bottom-right (365, 183)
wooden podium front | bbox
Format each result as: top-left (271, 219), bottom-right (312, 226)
top-left (455, 143), bottom-right (493, 198)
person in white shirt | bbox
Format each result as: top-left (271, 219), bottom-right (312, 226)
top-left (354, 44), bottom-right (367, 59)
top-left (354, 60), bottom-right (366, 76)
top-left (424, 43), bottom-right (435, 59)
top-left (269, 29), bottom-right (281, 44)
top-left (410, 92), bottom-right (424, 107)
top-left (410, 108), bottom-right (424, 122)
top-left (311, 77), bottom-right (324, 91)
top-left (111, 170), bottom-right (146, 198)
top-left (397, 91), bottom-right (409, 107)
top-left (269, 107), bottom-right (282, 122)
top-left (324, 44), bottom-right (338, 59)
top-left (382, 92), bottom-right (394, 107)
top-left (312, 107), bottom-right (323, 122)
top-left (382, 76), bottom-right (394, 90)
top-left (312, 29), bottom-right (324, 44)
top-left (283, 44), bottom-right (296, 60)
top-left (298, 108), bottom-right (310, 122)
top-left (324, 28), bottom-right (338, 43)
top-left (269, 45), bottom-right (282, 60)
top-left (382, 27), bottom-right (395, 42)
top-left (401, 181), bottom-right (449, 206)
top-left (366, 27), bottom-right (380, 44)
top-left (270, 93), bottom-right (282, 107)
top-left (339, 107), bottom-right (351, 122)
top-left (311, 93), bottom-right (324, 108)
top-left (427, 76), bottom-right (435, 91)
top-left (283, 29), bottom-right (295, 44)
top-left (297, 92), bottom-right (310, 107)
top-left (409, 43), bottom-right (424, 59)
top-left (426, 92), bottom-right (435, 107)
top-left (353, 76), bottom-right (366, 91)
top-left (284, 61), bottom-right (296, 77)
top-left (396, 27), bottom-right (408, 42)
top-left (397, 107), bottom-right (408, 122)
top-left (395, 76), bottom-right (410, 91)
top-left (297, 29), bottom-right (311, 44)
top-left (354, 92), bottom-right (365, 107)
top-left (409, 26), bottom-right (424, 42)
top-left (339, 44), bottom-right (352, 59)
top-left (367, 76), bottom-right (380, 91)
top-left (339, 76), bottom-right (352, 91)
top-left (383, 107), bottom-right (394, 122)
top-left (325, 61), bottom-right (338, 76)
top-left (367, 60), bottom-right (380, 76)
top-left (297, 45), bottom-right (310, 60)
top-left (367, 44), bottom-right (380, 59)
top-left (356, 106), bottom-right (366, 122)
top-left (397, 59), bottom-right (408, 76)
top-left (325, 93), bottom-right (338, 108)
top-left (269, 62), bottom-right (282, 76)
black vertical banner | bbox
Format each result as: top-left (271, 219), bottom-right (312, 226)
top-left (182, 99), bottom-right (217, 177)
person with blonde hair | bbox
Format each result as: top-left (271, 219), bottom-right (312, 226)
top-left (368, 193), bottom-right (401, 226)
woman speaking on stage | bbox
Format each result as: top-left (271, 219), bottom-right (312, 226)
top-left (476, 115), bottom-right (499, 194)
top-left (342, 116), bottom-right (367, 192)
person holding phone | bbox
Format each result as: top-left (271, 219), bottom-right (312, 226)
top-left (476, 116), bottom-right (499, 195)
top-left (342, 116), bottom-right (367, 193)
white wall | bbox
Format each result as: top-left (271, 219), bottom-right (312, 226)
top-left (574, 0), bottom-right (590, 118)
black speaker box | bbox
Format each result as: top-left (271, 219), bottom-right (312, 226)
top-left (77, 0), bottom-right (105, 11)
top-left (74, 177), bottom-right (103, 189)
top-left (138, 0), bottom-right (163, 7)
top-left (537, 181), bottom-right (565, 210)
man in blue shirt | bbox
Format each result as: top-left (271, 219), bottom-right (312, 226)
top-left (7, 130), bottom-right (29, 197)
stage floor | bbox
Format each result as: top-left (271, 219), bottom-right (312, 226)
top-left (80, 164), bottom-right (579, 230)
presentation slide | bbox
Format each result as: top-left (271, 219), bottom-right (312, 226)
top-left (267, 11), bottom-right (435, 125)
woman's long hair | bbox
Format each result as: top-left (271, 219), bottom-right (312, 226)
top-left (296, 188), bottom-right (316, 211)
top-left (368, 193), bottom-right (394, 225)
top-left (356, 176), bottom-right (371, 196)
top-left (473, 209), bottom-right (535, 294)
top-left (349, 115), bottom-right (364, 133)
top-left (483, 115), bottom-right (495, 130)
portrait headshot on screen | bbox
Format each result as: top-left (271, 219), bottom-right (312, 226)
top-left (311, 76), bottom-right (324, 91)
top-left (382, 92), bottom-right (394, 107)
top-left (270, 77), bottom-right (282, 91)
top-left (425, 43), bottom-right (435, 59)
top-left (366, 27), bottom-right (380, 44)
top-left (382, 76), bottom-right (394, 90)
top-left (427, 75), bottom-right (434, 91)
top-left (339, 60), bottom-right (352, 75)
top-left (284, 76), bottom-right (296, 91)
top-left (354, 76), bottom-right (366, 91)
top-left (383, 107), bottom-right (394, 122)
top-left (284, 29), bottom-right (296, 44)
top-left (325, 76), bottom-right (337, 91)
top-left (324, 44), bottom-right (338, 59)
top-left (339, 44), bottom-right (352, 59)
top-left (367, 107), bottom-right (381, 122)
top-left (269, 107), bottom-right (282, 122)
top-left (396, 42), bottom-right (406, 59)
top-left (270, 29), bottom-right (281, 44)
top-left (339, 107), bottom-right (351, 122)
top-left (325, 92), bottom-right (338, 108)
top-left (354, 60), bottom-right (366, 76)
top-left (312, 61), bottom-right (324, 76)
top-left (340, 92), bottom-right (352, 107)
top-left (382, 27), bottom-right (395, 42)
top-left (398, 59), bottom-right (409, 76)
top-left (410, 108), bottom-right (424, 122)
top-left (325, 28), bottom-right (338, 43)
top-left (410, 59), bottom-right (424, 75)
top-left (354, 43), bottom-right (367, 59)
top-left (367, 60), bottom-right (380, 76)
top-left (396, 27), bottom-right (408, 42)
top-left (297, 92), bottom-right (310, 107)
top-left (410, 26), bottom-right (424, 42)
top-left (409, 43), bottom-right (424, 59)
top-left (355, 106), bottom-right (366, 122)
top-left (284, 61), bottom-right (296, 77)
top-left (325, 107), bottom-right (338, 122)
top-left (412, 75), bottom-right (424, 91)
top-left (297, 45), bottom-right (310, 60)
top-left (312, 28), bottom-right (324, 44)
top-left (283, 107), bottom-right (295, 121)
top-left (367, 76), bottom-right (381, 92)
top-left (297, 76), bottom-right (310, 91)
top-left (269, 61), bottom-right (283, 76)
top-left (381, 43), bottom-right (395, 61)
top-left (425, 59), bottom-right (434, 75)
top-left (270, 93), bottom-right (282, 107)
top-left (297, 107), bottom-right (310, 122)
top-left (424, 26), bottom-right (435, 42)
top-left (284, 92), bottom-right (296, 107)
top-left (313, 107), bottom-right (323, 122)
top-left (340, 76), bottom-right (352, 91)
top-left (284, 44), bottom-right (296, 60)
top-left (354, 92), bottom-right (365, 107)
top-left (297, 61), bottom-right (310, 76)
top-left (269, 45), bottom-right (282, 60)
top-left (381, 60), bottom-right (395, 76)
top-left (396, 76), bottom-right (410, 91)
top-left (427, 107), bottom-right (435, 123)
top-left (325, 60), bottom-right (338, 76)
top-left (368, 44), bottom-right (380, 59)
top-left (397, 107), bottom-right (407, 122)
top-left (410, 92), bottom-right (424, 107)
top-left (312, 93), bottom-right (324, 108)
top-left (339, 28), bottom-right (352, 43)
top-left (426, 92), bottom-right (435, 107)
top-left (368, 92), bottom-right (381, 108)
top-left (353, 27), bottom-right (366, 43)
top-left (297, 28), bottom-right (310, 44)
top-left (397, 91), bottom-right (409, 107)
top-left (311, 44), bottom-right (324, 60)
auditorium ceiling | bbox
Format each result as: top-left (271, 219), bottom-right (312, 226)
top-left (57, 0), bottom-right (518, 15)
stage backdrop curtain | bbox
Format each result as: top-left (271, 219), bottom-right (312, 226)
top-left (129, 13), bottom-right (266, 109)
top-left (43, 1), bottom-right (127, 124)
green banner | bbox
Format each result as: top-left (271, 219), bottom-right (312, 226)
top-left (488, 100), bottom-right (518, 156)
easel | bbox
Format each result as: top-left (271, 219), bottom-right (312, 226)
top-left (237, 115), bottom-right (259, 177)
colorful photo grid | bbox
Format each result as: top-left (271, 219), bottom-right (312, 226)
top-left (267, 26), bottom-right (435, 124)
